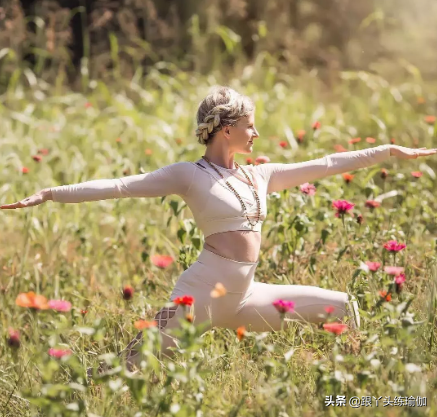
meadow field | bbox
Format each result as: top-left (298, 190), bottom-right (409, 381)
top-left (1, 63), bottom-right (437, 416)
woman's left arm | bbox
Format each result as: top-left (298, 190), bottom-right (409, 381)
top-left (254, 145), bottom-right (437, 194)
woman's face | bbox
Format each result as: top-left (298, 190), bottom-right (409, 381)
top-left (228, 111), bottom-right (259, 154)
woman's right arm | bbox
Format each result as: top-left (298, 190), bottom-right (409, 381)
top-left (1, 162), bottom-right (196, 209)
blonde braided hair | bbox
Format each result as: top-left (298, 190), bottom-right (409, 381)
top-left (195, 86), bottom-right (254, 145)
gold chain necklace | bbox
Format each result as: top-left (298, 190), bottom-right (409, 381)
top-left (201, 155), bottom-right (261, 228)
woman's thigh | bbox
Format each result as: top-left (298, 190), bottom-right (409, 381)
top-left (234, 282), bottom-right (352, 332)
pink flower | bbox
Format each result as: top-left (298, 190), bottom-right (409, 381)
top-left (48, 348), bottom-right (72, 358)
top-left (332, 200), bottom-right (355, 218)
top-left (312, 121), bottom-right (321, 130)
top-left (365, 261), bottom-right (381, 272)
top-left (395, 274), bottom-right (406, 285)
top-left (273, 299), bottom-right (295, 314)
top-left (323, 323), bottom-right (348, 335)
top-left (255, 155), bottom-right (270, 164)
top-left (151, 255), bottom-right (174, 269)
top-left (383, 240), bottom-right (406, 252)
top-left (411, 171), bottom-right (423, 178)
top-left (324, 306), bottom-right (335, 314)
top-left (384, 266), bottom-right (405, 276)
top-left (300, 183), bottom-right (316, 196)
top-left (48, 300), bottom-right (72, 312)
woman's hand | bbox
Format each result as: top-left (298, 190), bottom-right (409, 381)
top-left (0, 189), bottom-right (52, 210)
top-left (390, 145), bottom-right (437, 160)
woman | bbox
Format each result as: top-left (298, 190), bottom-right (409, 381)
top-left (2, 86), bottom-right (436, 370)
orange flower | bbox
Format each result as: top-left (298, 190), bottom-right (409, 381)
top-left (116, 138), bottom-right (122, 143)
top-left (348, 137), bottom-right (361, 144)
top-left (174, 295), bottom-right (194, 306)
top-left (175, 138), bottom-right (183, 145)
top-left (210, 282), bottom-right (227, 298)
top-left (21, 167), bottom-right (29, 174)
top-left (296, 130), bottom-right (306, 142)
top-left (334, 144), bottom-right (347, 153)
top-left (134, 320), bottom-right (157, 330)
top-left (380, 168), bottom-right (388, 179)
top-left (236, 326), bottom-right (246, 341)
top-left (342, 173), bottom-right (354, 183)
top-left (417, 97), bottom-right (425, 104)
top-left (365, 137), bottom-right (376, 144)
top-left (323, 323), bottom-right (348, 335)
top-left (424, 115), bottom-right (436, 124)
top-left (16, 292), bottom-right (49, 310)
top-left (379, 290), bottom-right (392, 302)
top-left (185, 313), bottom-right (194, 323)
top-left (151, 254), bottom-right (174, 269)
top-left (145, 149), bottom-right (153, 155)
top-left (390, 138), bottom-right (396, 144)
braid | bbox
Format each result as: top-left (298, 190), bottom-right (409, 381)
top-left (195, 86), bottom-right (254, 145)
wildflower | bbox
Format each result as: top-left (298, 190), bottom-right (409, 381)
top-left (348, 137), bottom-right (361, 144)
top-left (324, 306), bottom-right (335, 314)
top-left (7, 328), bottom-right (20, 349)
top-left (246, 157), bottom-right (253, 164)
top-left (383, 240), bottom-right (406, 252)
top-left (425, 115), bottom-right (436, 124)
top-left (390, 138), bottom-right (396, 144)
top-left (334, 144), bottom-right (347, 153)
top-left (323, 323), bottom-right (348, 335)
top-left (185, 313), bottom-right (194, 323)
top-left (342, 173), bottom-right (354, 184)
top-left (116, 138), bottom-right (122, 143)
top-left (84, 102), bottom-right (92, 108)
top-left (417, 97), bottom-right (425, 104)
top-left (411, 171), bottom-right (422, 178)
top-left (175, 138), bottom-right (183, 145)
top-left (332, 200), bottom-right (355, 218)
top-left (37, 149), bottom-right (49, 155)
top-left (366, 137), bottom-right (376, 143)
top-left (210, 282), bottom-right (227, 298)
top-left (145, 149), bottom-right (153, 155)
top-left (48, 348), bottom-right (72, 358)
top-left (122, 286), bottom-right (134, 300)
top-left (380, 168), bottom-right (388, 179)
top-left (365, 200), bottom-right (381, 209)
top-left (16, 292), bottom-right (49, 310)
top-left (365, 261), bottom-right (381, 272)
top-left (48, 300), bottom-right (72, 312)
top-left (122, 168), bottom-right (131, 175)
top-left (255, 155), bottom-right (270, 164)
top-left (300, 183), bottom-right (316, 196)
top-left (279, 141), bottom-right (288, 148)
top-left (80, 309), bottom-right (88, 315)
top-left (21, 167), bottom-right (29, 174)
top-left (32, 155), bottom-right (42, 162)
top-left (312, 121), bottom-right (321, 130)
top-left (296, 130), bottom-right (306, 143)
top-left (379, 290), bottom-right (392, 302)
top-left (236, 326), bottom-right (246, 341)
top-left (134, 320), bottom-right (157, 330)
top-left (395, 274), bottom-right (406, 294)
top-left (273, 299), bottom-right (295, 314)
top-left (384, 266), bottom-right (404, 276)
top-left (356, 214), bottom-right (364, 224)
top-left (151, 254), bottom-right (174, 269)
top-left (174, 295), bottom-right (194, 306)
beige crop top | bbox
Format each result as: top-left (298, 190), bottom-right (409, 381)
top-left (50, 145), bottom-right (391, 238)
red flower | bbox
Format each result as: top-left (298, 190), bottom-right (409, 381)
top-left (312, 121), bottom-right (321, 130)
top-left (151, 254), bottom-right (174, 269)
top-left (411, 171), bottom-right (422, 178)
top-left (384, 266), bottom-right (404, 276)
top-left (48, 348), bottom-right (72, 358)
top-left (246, 157), bottom-right (253, 164)
top-left (390, 138), bottom-right (396, 144)
top-left (379, 290), bottom-right (392, 302)
top-left (365, 200), bottom-right (381, 209)
top-left (365, 261), bottom-right (381, 272)
top-left (32, 155), bottom-right (42, 162)
top-left (122, 286), bottom-right (134, 300)
top-left (380, 168), bottom-right (388, 179)
top-left (134, 320), bottom-right (157, 330)
top-left (342, 173), bottom-right (354, 183)
top-left (174, 295), bottom-right (194, 306)
top-left (324, 306), bottom-right (335, 314)
top-left (300, 183), bottom-right (316, 196)
top-left (356, 214), bottom-right (364, 224)
top-left (323, 323), bottom-right (348, 335)
top-left (279, 141), bottom-right (288, 148)
top-left (332, 200), bottom-right (355, 218)
top-left (7, 328), bottom-right (20, 349)
top-left (366, 137), bottom-right (376, 144)
top-left (80, 309), bottom-right (88, 316)
top-left (37, 149), bottom-right (49, 155)
top-left (21, 167), bottom-right (29, 174)
top-left (348, 137), bottom-right (361, 144)
top-left (424, 115), bottom-right (436, 124)
top-left (334, 144), bottom-right (347, 153)
top-left (237, 326), bottom-right (246, 341)
top-left (255, 155), bottom-right (270, 164)
top-left (383, 240), bottom-right (406, 252)
top-left (296, 130), bottom-right (306, 143)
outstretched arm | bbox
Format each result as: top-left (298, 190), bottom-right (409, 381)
top-left (253, 145), bottom-right (437, 194)
top-left (1, 162), bottom-right (196, 209)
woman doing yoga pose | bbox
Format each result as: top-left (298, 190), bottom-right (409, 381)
top-left (2, 86), bottom-right (436, 370)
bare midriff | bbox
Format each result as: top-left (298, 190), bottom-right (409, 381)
top-left (203, 230), bottom-right (262, 263)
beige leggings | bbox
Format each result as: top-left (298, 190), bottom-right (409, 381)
top-left (122, 248), bottom-right (360, 368)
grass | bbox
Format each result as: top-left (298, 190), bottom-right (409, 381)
top-left (0, 63), bottom-right (437, 416)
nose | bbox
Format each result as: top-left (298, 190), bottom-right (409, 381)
top-left (253, 128), bottom-right (260, 138)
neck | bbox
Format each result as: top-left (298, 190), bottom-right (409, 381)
top-left (203, 148), bottom-right (236, 169)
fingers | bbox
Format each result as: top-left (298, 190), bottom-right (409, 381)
top-left (0, 202), bottom-right (25, 210)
